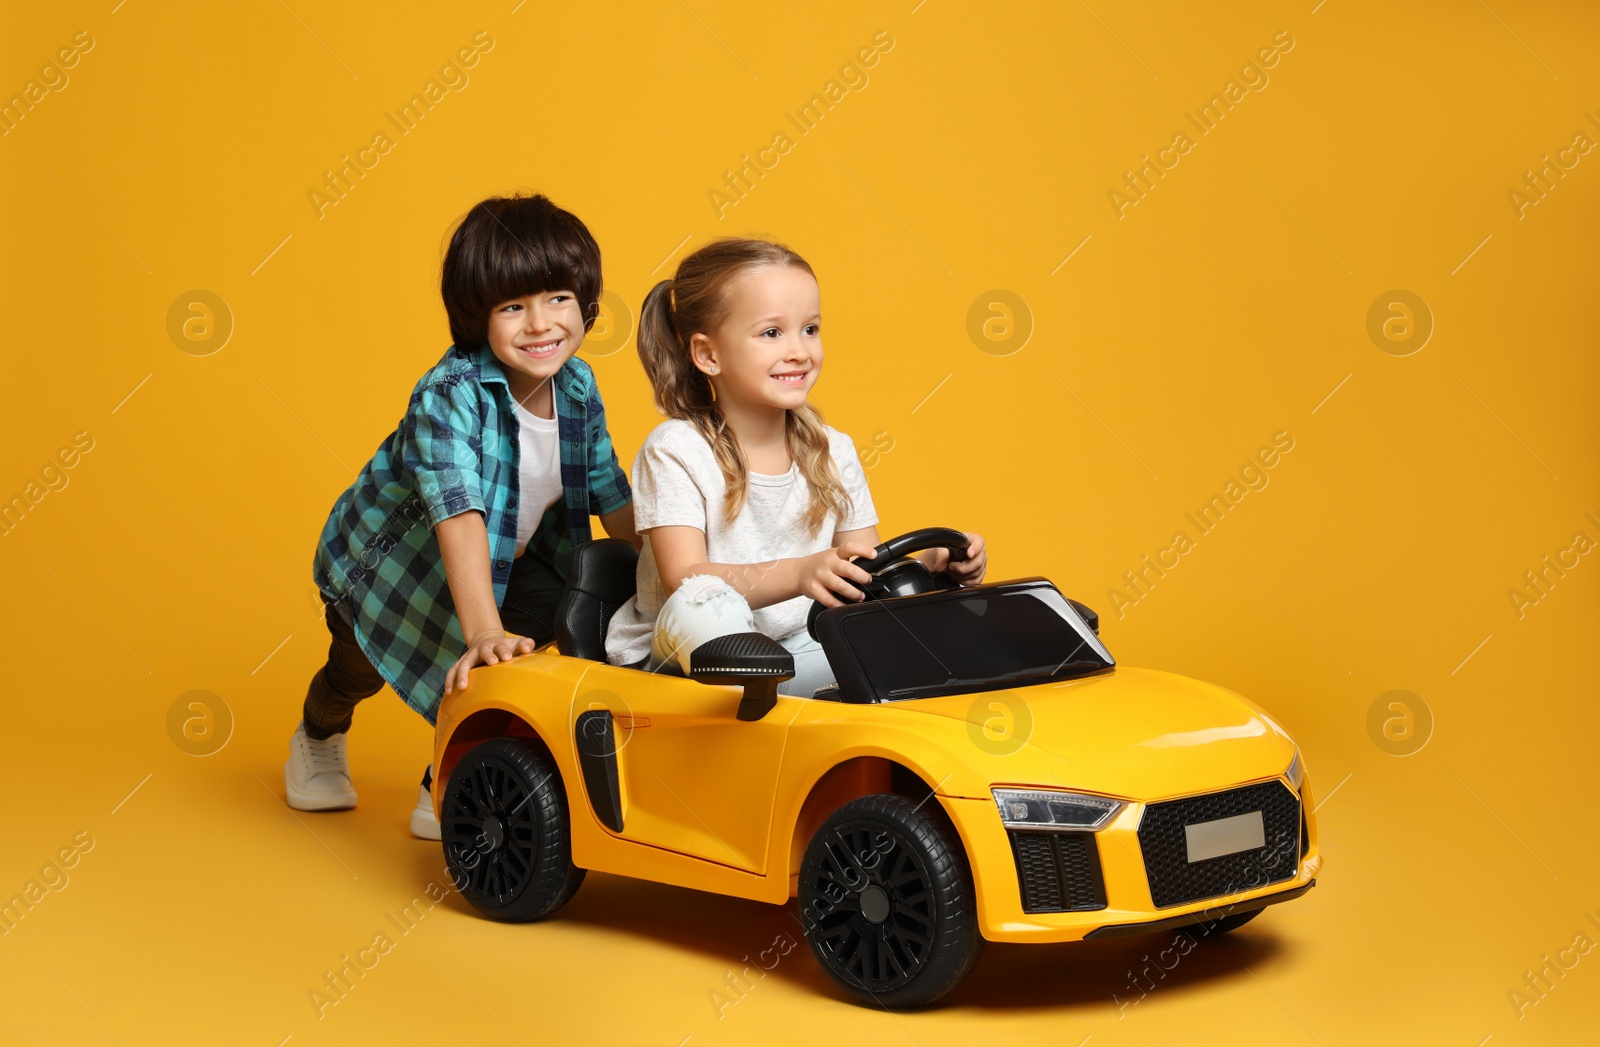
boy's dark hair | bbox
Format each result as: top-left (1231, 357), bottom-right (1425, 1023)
top-left (440, 193), bottom-right (602, 350)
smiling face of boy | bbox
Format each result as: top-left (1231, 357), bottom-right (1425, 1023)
top-left (486, 290), bottom-right (586, 417)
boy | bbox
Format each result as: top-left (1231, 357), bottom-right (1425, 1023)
top-left (287, 193), bottom-right (639, 839)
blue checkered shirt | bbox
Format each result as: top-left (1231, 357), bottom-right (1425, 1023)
top-left (312, 345), bottom-right (631, 723)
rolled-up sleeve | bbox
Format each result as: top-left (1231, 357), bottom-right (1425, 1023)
top-left (399, 379), bottom-right (486, 528)
top-left (585, 390), bottom-right (633, 517)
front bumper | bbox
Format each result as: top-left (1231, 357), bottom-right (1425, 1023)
top-left (939, 776), bottom-right (1322, 944)
top-left (1084, 879), bottom-right (1316, 939)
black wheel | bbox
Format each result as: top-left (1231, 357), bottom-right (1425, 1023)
top-left (442, 737), bottom-right (583, 922)
top-left (797, 794), bottom-right (983, 1007)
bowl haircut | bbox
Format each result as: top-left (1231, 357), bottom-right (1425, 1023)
top-left (440, 193), bottom-right (603, 350)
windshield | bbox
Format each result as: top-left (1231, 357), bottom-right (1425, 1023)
top-left (829, 581), bottom-right (1115, 702)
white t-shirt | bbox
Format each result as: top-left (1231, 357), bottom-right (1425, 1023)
top-left (604, 419), bottom-right (879, 666)
top-left (511, 397), bottom-right (563, 557)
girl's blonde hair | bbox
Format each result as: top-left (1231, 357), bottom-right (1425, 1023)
top-left (636, 237), bottom-right (850, 537)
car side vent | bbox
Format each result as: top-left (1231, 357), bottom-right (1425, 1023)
top-left (1008, 831), bottom-right (1108, 913)
top-left (574, 710), bottom-right (624, 833)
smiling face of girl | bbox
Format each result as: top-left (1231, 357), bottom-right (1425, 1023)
top-left (689, 264), bottom-right (822, 414)
top-left (486, 290), bottom-right (586, 411)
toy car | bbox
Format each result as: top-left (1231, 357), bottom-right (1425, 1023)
top-left (431, 527), bottom-right (1322, 1007)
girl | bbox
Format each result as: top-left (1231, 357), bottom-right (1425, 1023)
top-left (604, 238), bottom-right (985, 693)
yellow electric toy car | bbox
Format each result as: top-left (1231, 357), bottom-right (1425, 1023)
top-left (432, 528), bottom-right (1322, 1007)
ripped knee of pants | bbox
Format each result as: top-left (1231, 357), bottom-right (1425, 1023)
top-left (654, 574), bottom-right (755, 671)
top-left (674, 573), bottom-right (740, 607)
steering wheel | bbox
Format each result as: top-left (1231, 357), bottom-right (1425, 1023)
top-left (805, 527), bottom-right (973, 640)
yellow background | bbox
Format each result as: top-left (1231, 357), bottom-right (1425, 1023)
top-left (3, 1), bottom-right (1598, 1044)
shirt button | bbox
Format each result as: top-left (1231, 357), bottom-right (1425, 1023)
top-left (495, 559), bottom-right (509, 570)
top-left (507, 496), bottom-right (518, 508)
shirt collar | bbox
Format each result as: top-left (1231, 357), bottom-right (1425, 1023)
top-left (463, 344), bottom-right (591, 403)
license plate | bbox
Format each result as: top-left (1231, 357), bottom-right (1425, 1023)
top-left (1184, 810), bottom-right (1265, 863)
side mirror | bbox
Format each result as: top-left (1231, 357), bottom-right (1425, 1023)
top-left (690, 633), bottom-right (795, 722)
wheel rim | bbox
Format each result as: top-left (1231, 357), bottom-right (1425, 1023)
top-left (444, 757), bottom-right (538, 906)
top-left (804, 821), bottom-right (936, 993)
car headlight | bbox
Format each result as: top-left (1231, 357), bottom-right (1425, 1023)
top-left (991, 788), bottom-right (1123, 831)
top-left (1285, 747), bottom-right (1305, 790)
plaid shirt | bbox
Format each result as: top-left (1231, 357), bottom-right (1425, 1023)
top-left (312, 345), bottom-right (631, 723)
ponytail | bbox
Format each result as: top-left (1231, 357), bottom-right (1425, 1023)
top-left (636, 279), bottom-right (715, 420)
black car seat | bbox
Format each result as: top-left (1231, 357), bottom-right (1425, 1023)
top-left (555, 539), bottom-right (639, 662)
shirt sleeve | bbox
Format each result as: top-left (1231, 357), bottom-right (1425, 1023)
top-left (632, 427), bottom-right (710, 532)
top-left (834, 430), bottom-right (879, 533)
top-left (399, 378), bottom-right (487, 528)
top-left (585, 388), bottom-right (633, 517)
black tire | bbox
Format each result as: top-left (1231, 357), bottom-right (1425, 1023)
top-left (442, 737), bottom-right (584, 922)
top-left (797, 794), bottom-right (983, 1008)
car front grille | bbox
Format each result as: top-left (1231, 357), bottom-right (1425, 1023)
top-left (1137, 780), bottom-right (1301, 908)
top-left (1008, 830), bottom-right (1107, 913)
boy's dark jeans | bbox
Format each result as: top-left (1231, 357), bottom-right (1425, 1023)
top-left (302, 551), bottom-right (565, 740)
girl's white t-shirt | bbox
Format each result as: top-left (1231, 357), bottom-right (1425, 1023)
top-left (604, 418), bottom-right (879, 666)
top-left (511, 397), bottom-right (564, 557)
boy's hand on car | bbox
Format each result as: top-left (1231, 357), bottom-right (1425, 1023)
top-left (446, 630), bottom-right (536, 695)
top-left (795, 541), bottom-right (878, 607)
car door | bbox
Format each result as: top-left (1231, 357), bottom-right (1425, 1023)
top-left (571, 662), bottom-right (800, 874)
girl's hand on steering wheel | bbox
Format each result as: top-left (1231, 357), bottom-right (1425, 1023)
top-left (949, 532), bottom-right (987, 584)
top-left (925, 532), bottom-right (987, 585)
top-left (794, 541), bottom-right (878, 607)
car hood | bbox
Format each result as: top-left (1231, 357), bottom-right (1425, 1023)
top-left (888, 666), bottom-right (1296, 801)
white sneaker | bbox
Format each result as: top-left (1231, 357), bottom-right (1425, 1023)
top-left (284, 722), bottom-right (358, 811)
top-left (410, 765), bottom-right (441, 840)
